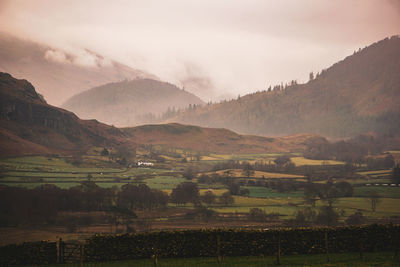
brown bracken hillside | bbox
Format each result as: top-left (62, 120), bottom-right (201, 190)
top-left (122, 123), bottom-right (317, 154)
top-left (0, 72), bottom-right (131, 156)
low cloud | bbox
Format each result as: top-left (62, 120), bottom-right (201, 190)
top-left (1, 0), bottom-right (399, 100)
top-left (44, 50), bottom-right (68, 64)
top-left (44, 48), bottom-right (112, 67)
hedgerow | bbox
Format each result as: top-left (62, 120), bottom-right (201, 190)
top-left (0, 241), bottom-right (56, 266)
top-left (1, 225), bottom-right (398, 265)
top-left (84, 225), bottom-right (399, 262)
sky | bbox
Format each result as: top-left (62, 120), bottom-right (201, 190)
top-left (0, 0), bottom-right (399, 101)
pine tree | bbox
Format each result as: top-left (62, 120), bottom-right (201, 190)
top-left (309, 72), bottom-right (314, 81)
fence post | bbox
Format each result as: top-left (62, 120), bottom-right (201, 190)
top-left (80, 244), bottom-right (84, 267)
top-left (152, 254), bottom-right (158, 267)
top-left (217, 235), bottom-right (222, 266)
top-left (394, 226), bottom-right (399, 260)
top-left (58, 238), bottom-right (64, 264)
top-left (276, 232), bottom-right (281, 265)
top-left (325, 231), bottom-right (329, 263)
top-left (57, 238), bottom-right (60, 263)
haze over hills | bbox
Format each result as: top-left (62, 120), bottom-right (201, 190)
top-left (0, 72), bottom-right (314, 156)
top-left (167, 36), bottom-right (400, 138)
top-left (0, 32), bottom-right (157, 106)
top-left (62, 79), bottom-right (205, 127)
top-left (0, 72), bottom-right (131, 156)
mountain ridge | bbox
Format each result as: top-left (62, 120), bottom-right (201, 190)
top-left (0, 72), bottom-right (132, 156)
top-left (166, 36), bottom-right (400, 138)
top-left (0, 32), bottom-right (157, 106)
top-left (0, 72), bottom-right (315, 156)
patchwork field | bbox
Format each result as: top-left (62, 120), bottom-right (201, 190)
top-left (205, 169), bottom-right (304, 179)
top-left (1, 150), bottom-right (399, 247)
top-left (290, 157), bottom-right (345, 166)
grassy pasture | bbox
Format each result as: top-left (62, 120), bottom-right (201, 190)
top-left (212, 195), bottom-right (302, 216)
top-left (233, 196), bottom-right (302, 206)
top-left (162, 188), bottom-right (228, 196)
top-left (205, 169), bottom-right (303, 179)
top-left (201, 155), bottom-right (221, 161)
top-left (199, 188), bottom-right (228, 196)
top-left (200, 154), bottom-right (345, 167)
top-left (0, 156), bottom-right (168, 175)
top-left (212, 205), bottom-right (298, 216)
top-left (2, 154), bottom-right (400, 224)
top-left (0, 182), bottom-right (82, 189)
top-left (242, 186), bottom-right (304, 198)
top-left (316, 197), bottom-right (400, 218)
top-left (332, 177), bottom-right (391, 185)
top-left (357, 169), bottom-right (392, 176)
top-left (201, 153), bottom-right (300, 162)
top-left (0, 155), bottom-right (172, 190)
top-left (291, 157), bottom-right (345, 166)
top-left (197, 183), bottom-right (227, 190)
top-left (353, 186), bottom-right (400, 198)
top-left (145, 176), bottom-right (187, 190)
top-left (1, 156), bottom-right (70, 166)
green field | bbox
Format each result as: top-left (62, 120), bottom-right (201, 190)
top-left (353, 186), bottom-right (400, 198)
top-left (200, 154), bottom-right (345, 167)
top-left (206, 169), bottom-right (303, 179)
top-left (145, 176), bottom-right (187, 190)
top-left (314, 197), bottom-right (400, 218)
top-left (212, 195), bottom-right (302, 215)
top-left (201, 153), bottom-right (301, 163)
top-left (1, 154), bottom-right (400, 223)
top-left (26, 252), bottom-right (400, 267)
top-left (0, 155), bottom-right (172, 189)
top-left (357, 169), bottom-right (392, 176)
top-left (242, 186), bottom-right (304, 198)
top-left (333, 177), bottom-right (392, 185)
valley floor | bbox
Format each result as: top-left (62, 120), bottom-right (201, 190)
top-left (1, 150), bottom-right (400, 246)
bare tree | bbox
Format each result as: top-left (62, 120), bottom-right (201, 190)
top-left (368, 191), bottom-right (381, 212)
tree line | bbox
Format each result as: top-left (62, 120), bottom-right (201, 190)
top-left (0, 182), bottom-right (167, 227)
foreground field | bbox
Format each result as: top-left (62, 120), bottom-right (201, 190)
top-left (26, 252), bottom-right (399, 267)
top-left (1, 151), bottom-right (400, 246)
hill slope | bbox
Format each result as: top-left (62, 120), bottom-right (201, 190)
top-left (0, 32), bottom-right (156, 106)
top-left (168, 36), bottom-right (400, 138)
top-left (62, 79), bottom-right (205, 127)
top-left (0, 72), bottom-right (132, 156)
top-left (2, 72), bottom-right (312, 155)
top-left (123, 123), bottom-right (317, 154)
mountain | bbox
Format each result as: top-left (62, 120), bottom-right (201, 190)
top-left (122, 123), bottom-right (316, 154)
top-left (0, 72), bottom-right (314, 155)
top-left (0, 32), bottom-right (157, 106)
top-left (167, 36), bottom-right (400, 138)
top-left (62, 79), bottom-right (205, 127)
top-left (0, 72), bottom-right (132, 156)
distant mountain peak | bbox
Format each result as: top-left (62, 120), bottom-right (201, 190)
top-left (62, 78), bottom-right (205, 127)
top-left (0, 32), bottom-right (157, 106)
